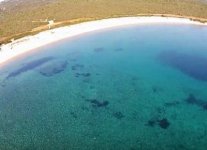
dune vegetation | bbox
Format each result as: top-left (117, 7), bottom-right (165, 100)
top-left (0, 0), bottom-right (207, 44)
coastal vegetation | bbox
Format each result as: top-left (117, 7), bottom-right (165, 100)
top-left (0, 0), bottom-right (207, 44)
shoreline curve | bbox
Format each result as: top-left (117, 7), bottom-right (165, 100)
top-left (0, 16), bottom-right (207, 66)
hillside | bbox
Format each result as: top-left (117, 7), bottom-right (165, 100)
top-left (1, 0), bottom-right (207, 44)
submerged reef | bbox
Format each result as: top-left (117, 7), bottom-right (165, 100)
top-left (147, 119), bottom-right (156, 127)
top-left (6, 57), bottom-right (53, 79)
top-left (94, 47), bottom-right (104, 52)
top-left (75, 73), bottom-right (91, 78)
top-left (114, 48), bottom-right (124, 52)
top-left (70, 63), bottom-right (90, 78)
top-left (147, 118), bottom-right (170, 129)
top-left (162, 94), bottom-right (207, 112)
top-left (158, 118), bottom-right (170, 129)
top-left (158, 50), bottom-right (207, 81)
top-left (113, 111), bottom-right (125, 119)
top-left (70, 112), bottom-right (78, 119)
top-left (164, 101), bottom-right (180, 107)
top-left (185, 94), bottom-right (198, 104)
top-left (39, 60), bottom-right (68, 77)
top-left (71, 64), bottom-right (84, 71)
top-left (185, 94), bottom-right (207, 110)
top-left (86, 99), bottom-right (109, 108)
top-left (146, 107), bottom-right (170, 129)
top-left (152, 86), bottom-right (163, 93)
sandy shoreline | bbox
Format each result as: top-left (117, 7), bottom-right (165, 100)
top-left (0, 16), bottom-right (207, 66)
top-left (0, 0), bottom-right (7, 4)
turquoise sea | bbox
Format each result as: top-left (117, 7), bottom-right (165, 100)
top-left (0, 24), bottom-right (207, 150)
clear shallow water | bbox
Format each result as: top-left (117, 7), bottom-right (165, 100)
top-left (0, 24), bottom-right (207, 150)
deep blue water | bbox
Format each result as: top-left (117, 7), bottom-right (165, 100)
top-left (0, 24), bottom-right (207, 150)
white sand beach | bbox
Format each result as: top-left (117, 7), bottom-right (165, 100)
top-left (0, 0), bottom-right (6, 3)
top-left (0, 16), bottom-right (207, 65)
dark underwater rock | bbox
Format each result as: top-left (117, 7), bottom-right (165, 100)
top-left (39, 60), bottom-right (68, 77)
top-left (158, 118), bottom-right (170, 129)
top-left (82, 73), bottom-right (90, 77)
top-left (71, 64), bottom-right (84, 71)
top-left (158, 50), bottom-right (207, 81)
top-left (86, 99), bottom-right (109, 108)
top-left (114, 48), bottom-right (123, 52)
top-left (185, 94), bottom-right (207, 111)
top-left (146, 118), bottom-right (170, 129)
top-left (70, 112), bottom-right (78, 119)
top-left (152, 86), bottom-right (163, 93)
top-left (6, 57), bottom-right (53, 79)
top-left (75, 73), bottom-right (91, 78)
top-left (152, 87), bottom-right (158, 93)
top-left (164, 101), bottom-right (180, 107)
top-left (94, 47), bottom-right (104, 52)
top-left (146, 119), bottom-right (156, 127)
top-left (113, 112), bottom-right (124, 119)
top-left (185, 94), bottom-right (198, 104)
top-left (202, 104), bottom-right (207, 110)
